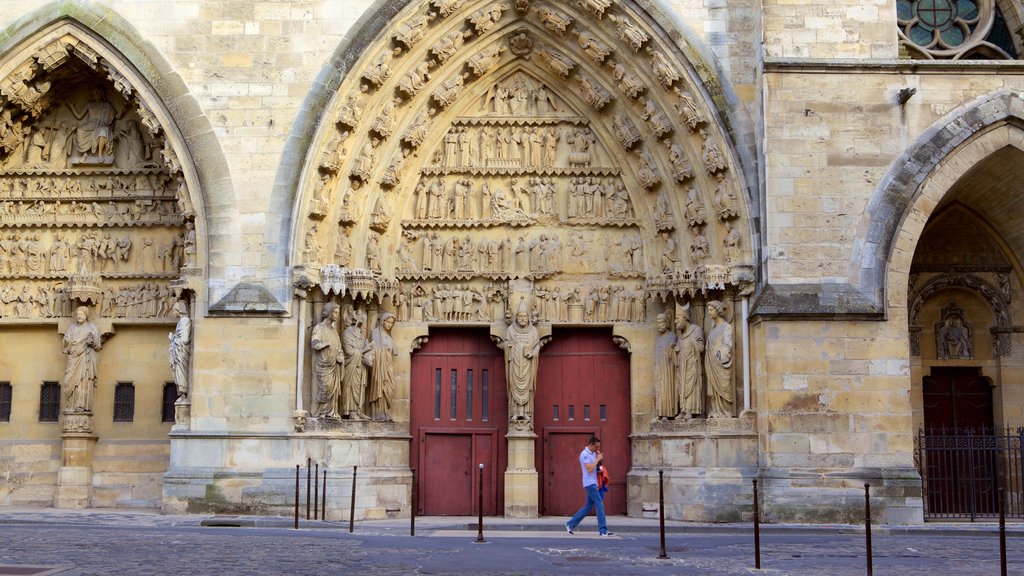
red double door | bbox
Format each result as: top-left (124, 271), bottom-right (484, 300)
top-left (411, 327), bottom-right (631, 516)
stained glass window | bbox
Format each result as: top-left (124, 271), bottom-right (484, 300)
top-left (898, 0), bottom-right (1017, 59)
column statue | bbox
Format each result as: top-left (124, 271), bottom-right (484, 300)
top-left (63, 306), bottom-right (101, 412)
top-left (675, 303), bottom-right (704, 418)
top-left (168, 301), bottom-right (192, 401)
top-left (502, 300), bottom-right (540, 423)
top-left (341, 308), bottom-right (372, 420)
top-left (311, 302), bottom-right (343, 418)
top-left (367, 312), bottom-right (398, 421)
top-left (654, 313), bottom-right (678, 420)
top-left (705, 300), bottom-right (734, 418)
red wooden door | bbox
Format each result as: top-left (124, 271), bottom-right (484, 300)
top-left (411, 328), bottom-right (508, 515)
top-left (536, 328), bottom-right (631, 516)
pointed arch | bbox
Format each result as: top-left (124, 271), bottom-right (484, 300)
top-left (0, 0), bottom-right (239, 309)
top-left (852, 88), bottom-right (1024, 316)
top-left (272, 0), bottom-right (759, 296)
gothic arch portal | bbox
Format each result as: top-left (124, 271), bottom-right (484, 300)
top-left (288, 0), bottom-right (758, 314)
top-left (0, 0), bottom-right (241, 310)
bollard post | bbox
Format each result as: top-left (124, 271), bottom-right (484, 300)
top-left (475, 463), bottom-right (486, 543)
top-left (864, 483), bottom-right (872, 576)
top-left (1000, 487), bottom-right (1007, 576)
top-left (294, 464), bottom-right (300, 530)
top-left (657, 470), bottom-right (668, 559)
top-left (349, 465), bottom-right (358, 534)
top-left (753, 478), bottom-right (761, 569)
top-left (306, 458), bottom-right (312, 520)
top-left (314, 462), bottom-right (319, 520)
top-left (321, 470), bottom-right (327, 521)
top-left (411, 467), bottom-right (417, 537)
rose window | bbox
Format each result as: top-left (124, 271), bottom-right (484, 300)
top-left (897, 0), bottom-right (1018, 59)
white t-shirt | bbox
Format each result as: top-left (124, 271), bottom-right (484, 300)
top-left (579, 447), bottom-right (598, 487)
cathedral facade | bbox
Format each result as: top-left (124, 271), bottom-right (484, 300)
top-left (1, 0), bottom-right (1023, 524)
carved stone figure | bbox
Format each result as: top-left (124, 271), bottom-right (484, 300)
top-left (608, 14), bottom-right (649, 51)
top-left (577, 0), bottom-right (613, 19)
top-left (660, 232), bottom-right (678, 272)
top-left (341, 308), bottom-right (372, 419)
top-left (431, 30), bottom-right (468, 64)
top-left (169, 300), bottom-right (192, 400)
top-left (334, 226), bottom-right (353, 266)
top-left (369, 98), bottom-right (399, 139)
top-left (398, 61), bottom-right (431, 98)
top-left (502, 300), bottom-right (541, 423)
top-left (433, 73), bottom-right (467, 108)
top-left (183, 221), bottom-right (197, 267)
top-left (534, 6), bottom-right (573, 34)
top-left (684, 186), bottom-right (707, 227)
top-left (723, 221), bottom-right (741, 263)
top-left (367, 311), bottom-right (398, 421)
top-left (648, 48), bottom-right (680, 87)
top-left (68, 87), bottom-right (122, 164)
top-left (705, 300), bottom-right (734, 418)
top-left (576, 30), bottom-right (611, 64)
top-left (362, 49), bottom-right (394, 87)
top-left (936, 304), bottom-right (973, 360)
top-left (653, 190), bottom-right (672, 228)
top-left (654, 313), bottom-right (679, 419)
top-left (468, 45), bottom-right (507, 76)
top-left (431, 0), bottom-right (465, 17)
top-left (576, 75), bottom-right (612, 110)
top-left (690, 231), bottom-right (710, 263)
top-left (637, 146), bottom-right (660, 189)
top-left (393, 14), bottom-right (433, 49)
top-left (311, 302), bottom-right (343, 418)
top-left (642, 98), bottom-right (672, 137)
top-left (673, 87), bottom-right (706, 131)
top-left (63, 306), bottom-right (101, 413)
top-left (351, 137), bottom-right (379, 181)
top-left (536, 47), bottom-right (575, 79)
top-left (402, 109), bottom-right (435, 149)
top-left (339, 84), bottom-right (368, 128)
top-left (701, 129), bottom-right (727, 174)
top-left (667, 140), bottom-right (694, 182)
top-left (713, 173), bottom-right (738, 220)
top-left (611, 62), bottom-right (645, 99)
top-left (676, 304), bottom-right (704, 418)
top-left (613, 114), bottom-right (641, 149)
top-left (468, 4), bottom-right (506, 34)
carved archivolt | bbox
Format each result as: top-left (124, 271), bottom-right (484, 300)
top-left (908, 273), bottom-right (1012, 357)
top-left (293, 0), bottom-right (752, 319)
top-left (0, 30), bottom-right (197, 324)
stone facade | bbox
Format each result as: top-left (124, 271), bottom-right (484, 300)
top-left (0, 0), bottom-right (1023, 525)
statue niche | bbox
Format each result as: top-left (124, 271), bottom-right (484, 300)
top-left (935, 302), bottom-right (973, 360)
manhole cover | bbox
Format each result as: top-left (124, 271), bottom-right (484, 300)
top-left (0, 566), bottom-right (71, 576)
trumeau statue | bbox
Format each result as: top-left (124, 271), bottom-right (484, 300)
top-left (367, 311), bottom-right (398, 421)
top-left (675, 303), bottom-right (704, 418)
top-left (501, 299), bottom-right (540, 424)
top-left (705, 300), bottom-right (734, 418)
top-left (63, 305), bottom-right (101, 413)
top-left (168, 300), bottom-right (192, 401)
top-left (654, 312), bottom-right (678, 419)
top-left (311, 302), bottom-right (343, 419)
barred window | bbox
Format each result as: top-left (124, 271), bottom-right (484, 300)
top-left (113, 382), bottom-right (135, 422)
top-left (39, 382), bottom-right (60, 422)
top-left (161, 383), bottom-right (177, 423)
top-left (0, 382), bottom-right (12, 422)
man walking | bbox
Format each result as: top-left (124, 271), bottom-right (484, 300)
top-left (565, 436), bottom-right (613, 536)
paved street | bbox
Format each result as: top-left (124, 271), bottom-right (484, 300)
top-left (0, 510), bottom-right (1022, 575)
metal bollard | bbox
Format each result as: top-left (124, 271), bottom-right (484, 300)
top-left (321, 470), bottom-right (327, 521)
top-left (306, 458), bottom-right (312, 520)
top-left (658, 470), bottom-right (668, 559)
top-left (753, 478), bottom-right (761, 569)
top-left (314, 462), bottom-right (319, 520)
top-left (294, 464), bottom-right (300, 530)
top-left (475, 463), bottom-right (486, 543)
top-left (411, 467), bottom-right (417, 537)
top-left (349, 465), bottom-right (358, 534)
top-left (1000, 487), bottom-right (1007, 576)
top-left (864, 483), bottom-right (872, 576)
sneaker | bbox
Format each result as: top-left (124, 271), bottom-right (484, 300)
top-left (565, 524), bottom-right (574, 535)
top-left (599, 531), bottom-right (615, 537)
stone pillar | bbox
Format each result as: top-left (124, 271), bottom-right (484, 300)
top-left (504, 430), bottom-right (538, 518)
top-left (56, 412), bottom-right (97, 509)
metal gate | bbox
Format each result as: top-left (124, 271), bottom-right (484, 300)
top-left (915, 427), bottom-right (1024, 520)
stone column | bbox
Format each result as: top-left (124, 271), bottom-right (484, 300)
top-left (504, 431), bottom-right (539, 518)
top-left (56, 412), bottom-right (97, 508)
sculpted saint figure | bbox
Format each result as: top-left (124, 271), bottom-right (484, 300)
top-left (502, 301), bottom-right (540, 423)
top-left (63, 306), bottom-right (101, 412)
top-left (341, 308), bottom-right (373, 419)
top-left (68, 87), bottom-right (122, 162)
top-left (936, 309), bottom-right (973, 360)
top-left (654, 313), bottom-right (679, 419)
top-left (675, 305), bottom-right (704, 418)
top-left (705, 300), bottom-right (734, 418)
top-left (367, 312), bottom-right (398, 421)
top-left (168, 301), bottom-right (192, 400)
top-left (311, 302), bottom-right (343, 418)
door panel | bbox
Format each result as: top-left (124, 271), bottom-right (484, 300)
top-left (411, 329), bottom-right (507, 515)
top-left (536, 328), bottom-right (631, 516)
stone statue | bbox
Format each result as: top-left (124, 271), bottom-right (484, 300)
top-left (311, 302), bottom-right (343, 418)
top-left (936, 304), bottom-right (973, 360)
top-left (705, 300), bottom-right (734, 418)
top-left (502, 300), bottom-right (540, 423)
top-left (168, 300), bottom-right (192, 400)
top-left (609, 14), bottom-right (649, 51)
top-left (341, 308), bottom-right (372, 419)
top-left (67, 87), bottom-right (123, 164)
top-left (676, 304), bottom-right (704, 418)
top-left (63, 306), bottom-right (101, 412)
top-left (367, 311), bottom-right (398, 421)
top-left (654, 313), bottom-right (678, 419)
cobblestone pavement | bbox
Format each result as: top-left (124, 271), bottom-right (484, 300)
top-left (0, 510), bottom-right (1022, 575)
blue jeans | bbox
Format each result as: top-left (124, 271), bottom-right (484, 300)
top-left (567, 484), bottom-right (607, 534)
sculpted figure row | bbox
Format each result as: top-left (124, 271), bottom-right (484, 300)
top-left (654, 301), bottom-right (734, 420)
top-left (0, 229), bottom-right (185, 276)
top-left (0, 173), bottom-right (174, 199)
top-left (434, 125), bottom-right (565, 170)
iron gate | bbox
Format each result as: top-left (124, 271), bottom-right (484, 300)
top-left (915, 427), bottom-right (1024, 520)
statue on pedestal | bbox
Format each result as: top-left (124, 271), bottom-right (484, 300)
top-left (168, 300), bottom-right (192, 401)
top-left (367, 311), bottom-right (398, 421)
top-left (341, 308), bottom-right (372, 420)
top-left (311, 302), bottom-right (342, 418)
top-left (675, 303), bottom-right (704, 418)
top-left (501, 300), bottom-right (540, 424)
top-left (705, 300), bottom-right (734, 418)
top-left (654, 313), bottom-right (678, 419)
top-left (63, 306), bottom-right (101, 413)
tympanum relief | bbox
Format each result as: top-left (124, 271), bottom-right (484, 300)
top-left (0, 39), bottom-right (192, 324)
